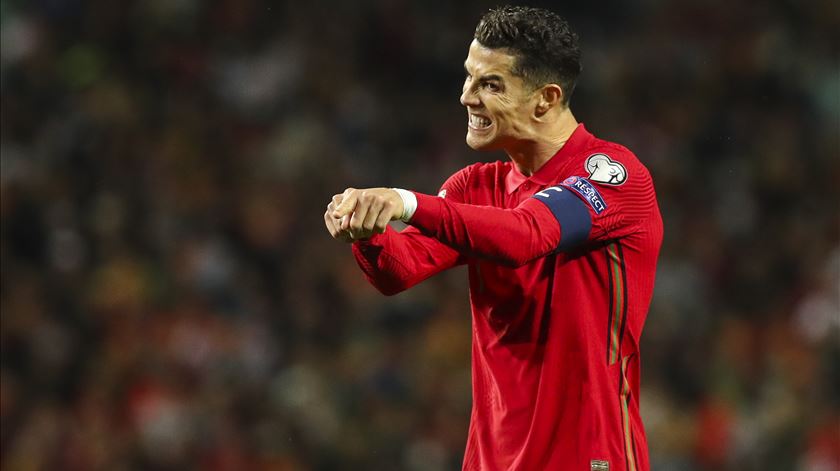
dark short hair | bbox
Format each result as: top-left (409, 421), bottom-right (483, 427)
top-left (475, 6), bottom-right (582, 105)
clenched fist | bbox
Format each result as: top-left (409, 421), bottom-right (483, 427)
top-left (324, 187), bottom-right (404, 241)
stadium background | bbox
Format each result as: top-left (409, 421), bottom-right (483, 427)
top-left (1, 0), bottom-right (838, 469)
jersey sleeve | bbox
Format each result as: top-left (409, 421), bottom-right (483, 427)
top-left (545, 149), bottom-right (658, 245)
top-left (405, 149), bottom-right (657, 265)
top-left (350, 166), bottom-right (473, 295)
top-left (408, 193), bottom-right (563, 267)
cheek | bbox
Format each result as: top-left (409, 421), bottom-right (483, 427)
top-left (493, 106), bottom-right (519, 128)
top-left (491, 95), bottom-right (519, 118)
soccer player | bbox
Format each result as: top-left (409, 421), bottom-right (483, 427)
top-left (324, 6), bottom-right (662, 471)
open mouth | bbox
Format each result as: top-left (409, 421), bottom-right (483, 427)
top-left (468, 114), bottom-right (492, 131)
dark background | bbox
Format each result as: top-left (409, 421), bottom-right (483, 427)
top-left (1, 0), bottom-right (838, 469)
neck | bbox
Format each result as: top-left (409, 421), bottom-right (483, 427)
top-left (507, 108), bottom-right (578, 176)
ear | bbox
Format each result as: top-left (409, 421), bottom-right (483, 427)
top-left (534, 84), bottom-right (564, 117)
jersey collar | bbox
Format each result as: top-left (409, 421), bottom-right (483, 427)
top-left (505, 123), bottom-right (593, 194)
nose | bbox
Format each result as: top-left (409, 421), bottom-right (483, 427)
top-left (460, 82), bottom-right (479, 107)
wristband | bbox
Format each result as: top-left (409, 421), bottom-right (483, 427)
top-left (391, 188), bottom-right (417, 222)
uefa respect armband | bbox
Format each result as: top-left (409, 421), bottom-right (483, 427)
top-left (531, 179), bottom-right (596, 251)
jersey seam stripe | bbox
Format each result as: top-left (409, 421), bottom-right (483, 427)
top-left (611, 249), bottom-right (621, 364)
top-left (607, 242), bottom-right (625, 365)
top-left (605, 243), bottom-right (616, 364)
top-left (613, 246), bottom-right (623, 363)
top-left (616, 241), bottom-right (629, 363)
top-left (620, 355), bottom-right (638, 471)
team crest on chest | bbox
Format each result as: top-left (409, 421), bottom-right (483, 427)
top-left (585, 153), bottom-right (627, 185)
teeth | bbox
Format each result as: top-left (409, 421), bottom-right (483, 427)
top-left (470, 115), bottom-right (491, 128)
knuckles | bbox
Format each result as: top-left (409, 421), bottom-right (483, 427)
top-left (330, 188), bottom-right (393, 237)
top-left (358, 191), bottom-right (388, 205)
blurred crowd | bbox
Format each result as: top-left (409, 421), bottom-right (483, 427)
top-left (1, 0), bottom-right (838, 469)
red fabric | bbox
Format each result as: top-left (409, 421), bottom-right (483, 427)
top-left (353, 124), bottom-right (663, 470)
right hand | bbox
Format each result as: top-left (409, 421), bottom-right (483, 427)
top-left (324, 193), bottom-right (355, 243)
top-left (331, 187), bottom-right (403, 239)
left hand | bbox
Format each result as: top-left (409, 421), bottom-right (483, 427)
top-left (324, 193), bottom-right (355, 243)
top-left (330, 187), bottom-right (404, 240)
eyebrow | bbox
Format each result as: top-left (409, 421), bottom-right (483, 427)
top-left (463, 64), bottom-right (504, 82)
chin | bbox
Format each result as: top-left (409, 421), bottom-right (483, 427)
top-left (466, 132), bottom-right (498, 151)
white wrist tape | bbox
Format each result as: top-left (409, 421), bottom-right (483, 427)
top-left (391, 188), bottom-right (417, 222)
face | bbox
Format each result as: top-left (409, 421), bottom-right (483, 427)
top-left (460, 39), bottom-right (539, 151)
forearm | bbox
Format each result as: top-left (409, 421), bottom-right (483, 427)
top-left (352, 226), bottom-right (462, 295)
top-left (408, 193), bottom-right (564, 267)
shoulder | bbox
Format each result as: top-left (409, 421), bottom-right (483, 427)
top-left (570, 136), bottom-right (651, 187)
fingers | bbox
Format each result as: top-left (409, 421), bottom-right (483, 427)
top-left (327, 188), bottom-right (400, 241)
top-left (374, 203), bottom-right (393, 233)
top-left (324, 207), bottom-right (338, 237)
top-left (332, 188), bottom-right (357, 218)
top-left (348, 194), bottom-right (370, 235)
top-left (325, 201), bottom-right (353, 242)
top-left (324, 204), bottom-right (342, 239)
top-left (361, 196), bottom-right (384, 235)
top-left (331, 194), bottom-right (350, 231)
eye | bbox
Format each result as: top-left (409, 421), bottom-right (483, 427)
top-left (483, 81), bottom-right (500, 92)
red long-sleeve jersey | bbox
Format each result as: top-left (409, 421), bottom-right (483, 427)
top-left (352, 124), bottom-right (663, 471)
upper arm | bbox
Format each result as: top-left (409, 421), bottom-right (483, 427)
top-left (532, 150), bottom-right (658, 251)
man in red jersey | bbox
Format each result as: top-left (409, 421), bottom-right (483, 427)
top-left (324, 6), bottom-right (662, 470)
